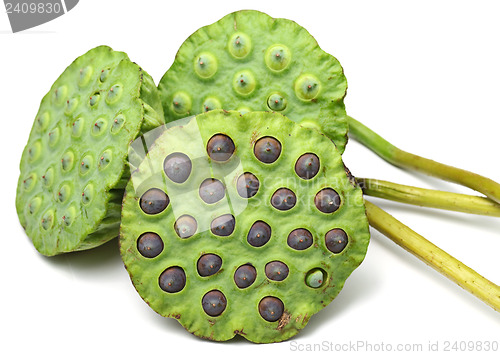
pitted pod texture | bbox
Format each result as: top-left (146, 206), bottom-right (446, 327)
top-left (158, 10), bottom-right (349, 154)
top-left (119, 110), bottom-right (370, 343)
top-left (16, 45), bottom-right (164, 256)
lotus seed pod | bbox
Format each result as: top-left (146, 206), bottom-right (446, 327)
top-left (158, 10), bottom-right (349, 153)
top-left (120, 110), bottom-right (370, 343)
top-left (15, 45), bottom-right (164, 256)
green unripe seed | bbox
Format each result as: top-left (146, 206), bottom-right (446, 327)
top-left (100, 68), bottom-right (110, 82)
top-left (265, 44), bottom-right (291, 72)
top-left (61, 150), bottom-right (75, 172)
top-left (27, 140), bottom-right (42, 162)
top-left (56, 183), bottom-right (71, 203)
top-left (89, 92), bottom-right (100, 107)
top-left (202, 97), bottom-right (222, 112)
top-left (41, 209), bottom-right (54, 230)
top-left (98, 149), bottom-right (112, 170)
top-left (79, 154), bottom-right (93, 176)
top-left (305, 268), bottom-right (326, 288)
top-left (267, 93), bottom-right (287, 111)
top-left (65, 98), bottom-right (79, 116)
top-left (92, 117), bottom-right (107, 136)
top-left (82, 183), bottom-right (94, 205)
top-left (228, 32), bottom-right (251, 58)
top-left (111, 114), bottom-right (125, 134)
top-left (295, 74), bottom-right (321, 101)
top-left (233, 70), bottom-right (256, 96)
top-left (78, 66), bottom-right (93, 87)
top-left (48, 127), bottom-right (60, 148)
top-left (35, 112), bottom-right (50, 132)
top-left (194, 52), bottom-right (218, 79)
top-left (71, 117), bottom-right (84, 138)
top-left (52, 85), bottom-right (67, 106)
top-left (23, 173), bottom-right (37, 192)
top-left (42, 167), bottom-right (54, 188)
top-left (172, 92), bottom-right (192, 115)
top-left (106, 84), bottom-right (123, 104)
top-left (28, 196), bottom-right (42, 215)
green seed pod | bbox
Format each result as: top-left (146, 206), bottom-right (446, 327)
top-left (158, 10), bottom-right (349, 153)
top-left (120, 110), bottom-right (369, 343)
top-left (16, 45), bottom-right (164, 256)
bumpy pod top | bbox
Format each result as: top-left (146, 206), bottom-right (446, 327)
top-left (16, 45), bottom-right (164, 256)
top-left (119, 110), bottom-right (370, 343)
top-left (158, 10), bottom-right (349, 153)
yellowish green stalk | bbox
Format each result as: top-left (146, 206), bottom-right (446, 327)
top-left (364, 200), bottom-right (500, 312)
top-left (358, 178), bottom-right (500, 217)
top-left (347, 116), bottom-right (500, 204)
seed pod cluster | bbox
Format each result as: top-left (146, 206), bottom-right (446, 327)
top-left (15, 45), bottom-right (164, 256)
top-left (119, 110), bottom-right (370, 343)
top-left (158, 10), bottom-right (349, 154)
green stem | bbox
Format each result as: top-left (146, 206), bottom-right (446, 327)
top-left (358, 178), bottom-right (500, 217)
top-left (347, 116), bottom-right (500, 204)
top-left (364, 200), bottom-right (500, 312)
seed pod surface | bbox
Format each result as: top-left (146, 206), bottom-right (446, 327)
top-left (120, 110), bottom-right (369, 343)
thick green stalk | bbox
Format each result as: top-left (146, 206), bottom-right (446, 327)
top-left (358, 178), bottom-right (500, 217)
top-left (347, 116), bottom-right (500, 204)
top-left (364, 200), bottom-right (500, 312)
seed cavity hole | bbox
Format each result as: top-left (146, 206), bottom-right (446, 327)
top-left (207, 134), bottom-right (235, 162)
top-left (211, 214), bottom-right (235, 237)
top-left (254, 136), bottom-right (281, 164)
top-left (259, 296), bottom-right (284, 322)
top-left (236, 172), bottom-right (260, 198)
top-left (137, 232), bottom-right (164, 258)
top-left (197, 254), bottom-right (222, 277)
top-left (295, 153), bottom-right (320, 180)
top-left (287, 228), bottom-right (313, 250)
top-left (202, 290), bottom-right (227, 317)
top-left (174, 215), bottom-right (197, 239)
top-left (325, 228), bottom-right (349, 254)
top-left (315, 188), bottom-right (341, 214)
top-left (140, 188), bottom-right (170, 215)
top-left (199, 178), bottom-right (225, 204)
top-left (265, 261), bottom-right (289, 281)
top-left (247, 221), bottom-right (271, 247)
top-left (234, 264), bottom-right (257, 289)
top-left (159, 266), bottom-right (186, 293)
top-left (271, 188), bottom-right (296, 211)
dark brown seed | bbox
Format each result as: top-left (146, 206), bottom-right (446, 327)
top-left (325, 228), bottom-right (349, 253)
top-left (259, 296), bottom-right (284, 322)
top-left (295, 153), bottom-right (320, 180)
top-left (163, 152), bottom-right (192, 183)
top-left (265, 261), bottom-right (289, 281)
top-left (236, 172), bottom-right (260, 198)
top-left (140, 188), bottom-right (169, 215)
top-left (247, 221), bottom-right (271, 247)
top-left (254, 136), bottom-right (281, 163)
top-left (207, 134), bottom-right (235, 162)
top-left (199, 178), bottom-right (225, 204)
top-left (197, 254), bottom-right (223, 277)
top-left (159, 267), bottom-right (186, 293)
top-left (315, 188), bottom-right (341, 213)
top-left (174, 215), bottom-right (197, 239)
top-left (271, 188), bottom-right (296, 211)
top-left (287, 228), bottom-right (313, 250)
top-left (137, 232), bottom-right (164, 258)
top-left (202, 290), bottom-right (227, 317)
top-left (211, 214), bottom-right (235, 236)
top-left (234, 264), bottom-right (257, 288)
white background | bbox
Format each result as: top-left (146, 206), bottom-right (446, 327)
top-left (1, 1), bottom-right (499, 354)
